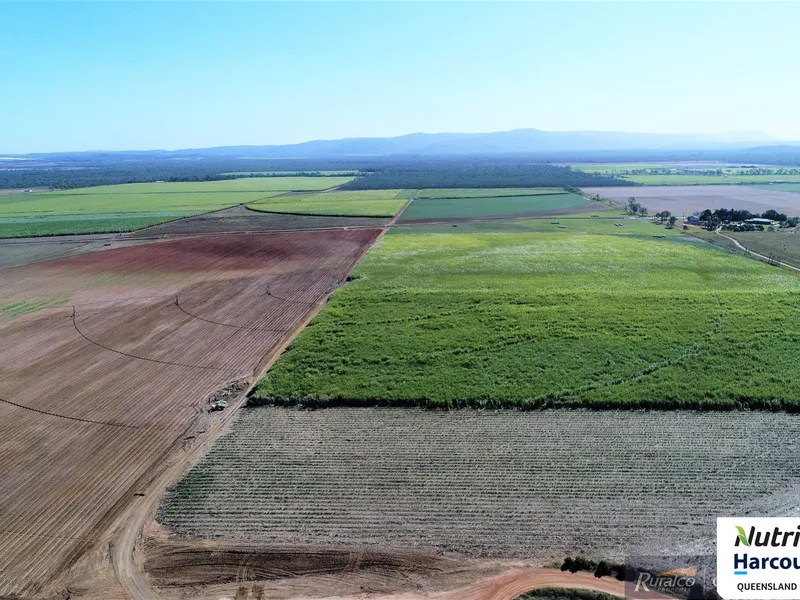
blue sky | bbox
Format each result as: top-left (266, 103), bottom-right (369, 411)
top-left (2, 1), bottom-right (800, 153)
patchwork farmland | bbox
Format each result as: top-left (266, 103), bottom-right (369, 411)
top-left (5, 172), bottom-right (800, 600)
top-left (0, 175), bottom-right (357, 238)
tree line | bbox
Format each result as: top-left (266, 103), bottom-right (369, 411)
top-left (697, 208), bottom-right (799, 231)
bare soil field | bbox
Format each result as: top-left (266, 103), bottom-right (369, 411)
top-left (129, 205), bottom-right (390, 236)
top-left (583, 185), bottom-right (800, 216)
top-left (159, 408), bottom-right (800, 568)
top-left (0, 229), bottom-right (381, 597)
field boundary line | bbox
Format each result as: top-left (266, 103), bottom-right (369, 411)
top-left (244, 206), bottom-right (397, 219)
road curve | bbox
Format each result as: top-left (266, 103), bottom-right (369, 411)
top-left (437, 567), bottom-right (675, 600)
top-left (715, 229), bottom-right (800, 273)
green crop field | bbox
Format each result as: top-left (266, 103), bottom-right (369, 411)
top-left (253, 219), bottom-right (800, 410)
top-left (247, 189), bottom-right (407, 217)
top-left (400, 192), bottom-right (592, 221)
top-left (0, 177), bottom-right (355, 219)
top-left (0, 191), bottom-right (276, 217)
top-left (416, 188), bottom-right (566, 199)
top-left (42, 177), bottom-right (354, 194)
top-left (0, 213), bottom-right (194, 238)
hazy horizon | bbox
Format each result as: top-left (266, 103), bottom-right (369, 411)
top-left (1, 127), bottom-right (793, 157)
top-left (3, 2), bottom-right (800, 153)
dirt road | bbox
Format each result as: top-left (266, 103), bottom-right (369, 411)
top-left (715, 228), bottom-right (800, 273)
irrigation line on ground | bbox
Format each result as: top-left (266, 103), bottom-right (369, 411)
top-left (71, 313), bottom-right (244, 374)
top-left (0, 396), bottom-right (139, 429)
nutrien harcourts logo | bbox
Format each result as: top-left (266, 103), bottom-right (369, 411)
top-left (718, 518), bottom-right (800, 599)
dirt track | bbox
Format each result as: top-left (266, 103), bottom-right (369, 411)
top-left (0, 229), bottom-right (381, 597)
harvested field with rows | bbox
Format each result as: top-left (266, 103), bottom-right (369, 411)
top-left (159, 408), bottom-right (800, 561)
top-left (0, 228), bottom-right (380, 597)
top-left (583, 185), bottom-right (800, 216)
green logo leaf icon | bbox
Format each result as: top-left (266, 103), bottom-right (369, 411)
top-left (736, 526), bottom-right (751, 547)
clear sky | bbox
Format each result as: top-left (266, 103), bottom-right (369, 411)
top-left (2, 1), bottom-right (800, 153)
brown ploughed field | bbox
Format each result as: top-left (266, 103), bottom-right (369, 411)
top-left (0, 229), bottom-right (381, 597)
top-left (582, 184), bottom-right (800, 216)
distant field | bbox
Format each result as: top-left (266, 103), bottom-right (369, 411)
top-left (0, 177), bottom-right (355, 218)
top-left (160, 408), bottom-right (800, 560)
top-left (248, 189), bottom-right (407, 217)
top-left (624, 174), bottom-right (800, 185)
top-left (757, 183), bottom-right (800, 194)
top-left (567, 163), bottom-right (679, 173)
top-left (219, 170), bottom-right (359, 177)
top-left (254, 221), bottom-right (800, 410)
top-left (41, 177), bottom-right (354, 194)
top-left (584, 185), bottom-right (800, 216)
top-left (416, 188), bottom-right (566, 199)
top-left (0, 213), bottom-right (192, 238)
top-left (400, 192), bottom-right (594, 222)
top-left (0, 191), bottom-right (274, 216)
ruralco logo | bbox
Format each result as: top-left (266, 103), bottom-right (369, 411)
top-left (624, 555), bottom-right (716, 600)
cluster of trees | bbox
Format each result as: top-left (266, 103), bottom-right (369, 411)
top-left (626, 197), bottom-right (649, 216)
top-left (653, 210), bottom-right (678, 227)
top-left (561, 556), bottom-right (625, 581)
top-left (695, 208), bottom-right (800, 231)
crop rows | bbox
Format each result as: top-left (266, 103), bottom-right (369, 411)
top-left (400, 192), bottom-right (592, 221)
top-left (160, 408), bottom-right (800, 561)
top-left (0, 228), bottom-right (380, 596)
top-left (254, 224), bottom-right (800, 410)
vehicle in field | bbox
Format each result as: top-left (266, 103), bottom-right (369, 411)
top-left (209, 399), bottom-right (229, 412)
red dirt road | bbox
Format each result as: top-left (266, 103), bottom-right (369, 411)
top-left (0, 229), bottom-right (381, 597)
top-left (438, 568), bottom-right (628, 600)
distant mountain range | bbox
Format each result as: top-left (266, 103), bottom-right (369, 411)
top-left (5, 129), bottom-right (797, 160)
